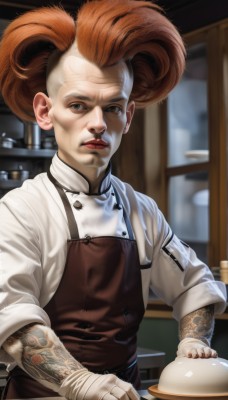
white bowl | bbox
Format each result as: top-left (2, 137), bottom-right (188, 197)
top-left (158, 357), bottom-right (228, 395)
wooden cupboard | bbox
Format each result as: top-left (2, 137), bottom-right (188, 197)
top-left (156, 19), bottom-right (228, 268)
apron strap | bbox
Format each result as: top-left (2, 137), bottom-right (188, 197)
top-left (47, 170), bottom-right (80, 239)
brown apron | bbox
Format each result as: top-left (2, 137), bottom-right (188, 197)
top-left (4, 172), bottom-right (145, 399)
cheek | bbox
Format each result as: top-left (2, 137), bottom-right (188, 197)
top-left (107, 114), bottom-right (126, 132)
top-left (48, 99), bottom-right (69, 124)
top-left (50, 108), bottom-right (75, 132)
top-left (110, 132), bottom-right (123, 153)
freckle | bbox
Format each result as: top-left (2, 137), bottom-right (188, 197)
top-left (31, 354), bottom-right (43, 365)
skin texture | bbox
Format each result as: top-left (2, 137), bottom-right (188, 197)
top-left (177, 305), bottom-right (217, 358)
top-left (3, 323), bottom-right (139, 399)
top-left (179, 305), bottom-right (215, 345)
top-left (3, 324), bottom-right (81, 389)
top-left (34, 44), bottom-right (135, 192)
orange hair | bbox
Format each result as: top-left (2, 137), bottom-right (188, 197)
top-left (0, 0), bottom-right (186, 122)
top-left (0, 7), bottom-right (75, 121)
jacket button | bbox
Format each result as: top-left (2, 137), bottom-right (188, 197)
top-left (73, 200), bottom-right (83, 210)
top-left (84, 235), bottom-right (92, 244)
top-left (114, 203), bottom-right (122, 210)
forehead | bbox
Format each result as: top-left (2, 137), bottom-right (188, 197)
top-left (46, 47), bottom-right (133, 99)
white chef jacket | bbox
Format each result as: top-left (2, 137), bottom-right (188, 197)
top-left (0, 153), bottom-right (226, 366)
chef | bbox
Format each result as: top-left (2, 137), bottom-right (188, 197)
top-left (0, 1), bottom-right (226, 400)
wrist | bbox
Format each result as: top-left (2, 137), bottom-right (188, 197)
top-left (180, 337), bottom-right (210, 346)
top-left (58, 368), bottom-right (93, 400)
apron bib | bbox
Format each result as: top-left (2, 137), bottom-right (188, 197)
top-left (4, 172), bottom-right (145, 398)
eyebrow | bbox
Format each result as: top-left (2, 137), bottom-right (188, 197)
top-left (63, 94), bottom-right (128, 102)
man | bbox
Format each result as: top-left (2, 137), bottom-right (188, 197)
top-left (0, 1), bottom-right (226, 399)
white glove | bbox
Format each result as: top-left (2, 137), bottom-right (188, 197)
top-left (177, 338), bottom-right (218, 358)
top-left (58, 367), bottom-right (140, 400)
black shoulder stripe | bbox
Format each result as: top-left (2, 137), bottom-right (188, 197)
top-left (162, 244), bottom-right (184, 272)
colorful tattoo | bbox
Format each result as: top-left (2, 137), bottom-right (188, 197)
top-left (4, 324), bottom-right (81, 386)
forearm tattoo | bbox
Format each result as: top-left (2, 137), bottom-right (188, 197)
top-left (4, 323), bottom-right (82, 387)
top-left (179, 305), bottom-right (215, 345)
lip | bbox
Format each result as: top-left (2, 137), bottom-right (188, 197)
top-left (83, 139), bottom-right (109, 150)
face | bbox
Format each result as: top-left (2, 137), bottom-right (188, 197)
top-left (34, 46), bottom-right (135, 181)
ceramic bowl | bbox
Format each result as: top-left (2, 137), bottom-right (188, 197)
top-left (158, 357), bottom-right (228, 395)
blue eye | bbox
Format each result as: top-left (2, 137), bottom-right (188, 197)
top-left (70, 103), bottom-right (87, 111)
top-left (105, 105), bottom-right (122, 114)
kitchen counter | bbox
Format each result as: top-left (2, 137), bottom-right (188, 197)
top-left (9, 395), bottom-right (157, 400)
top-left (145, 286), bottom-right (228, 320)
top-left (8, 390), bottom-right (228, 400)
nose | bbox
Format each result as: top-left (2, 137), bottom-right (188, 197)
top-left (87, 107), bottom-right (107, 135)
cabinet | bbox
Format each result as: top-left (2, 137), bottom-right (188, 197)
top-left (0, 147), bottom-right (55, 196)
top-left (0, 14), bottom-right (56, 198)
top-left (159, 19), bottom-right (228, 267)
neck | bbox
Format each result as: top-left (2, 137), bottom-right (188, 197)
top-left (57, 153), bottom-right (108, 193)
top-left (87, 170), bottom-right (106, 192)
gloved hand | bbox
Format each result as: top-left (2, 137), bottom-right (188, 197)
top-left (177, 338), bottom-right (217, 358)
top-left (58, 367), bottom-right (140, 400)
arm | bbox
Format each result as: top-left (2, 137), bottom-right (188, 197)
top-left (3, 323), bottom-right (139, 400)
top-left (177, 305), bottom-right (217, 358)
top-left (3, 323), bottom-right (81, 388)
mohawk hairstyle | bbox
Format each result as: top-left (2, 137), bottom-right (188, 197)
top-left (0, 0), bottom-right (186, 121)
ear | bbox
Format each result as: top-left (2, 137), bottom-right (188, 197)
top-left (33, 92), bottom-right (53, 131)
top-left (124, 101), bottom-right (135, 134)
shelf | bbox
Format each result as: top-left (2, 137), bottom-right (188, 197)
top-left (145, 295), bottom-right (228, 320)
top-left (166, 161), bottom-right (209, 177)
top-left (0, 148), bottom-right (56, 158)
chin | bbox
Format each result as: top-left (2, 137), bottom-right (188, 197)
top-left (83, 154), bottom-right (109, 168)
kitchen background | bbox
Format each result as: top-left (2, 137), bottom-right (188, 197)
top-left (0, 0), bottom-right (228, 369)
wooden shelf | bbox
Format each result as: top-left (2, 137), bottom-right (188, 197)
top-left (145, 294), bottom-right (228, 320)
top-left (0, 148), bottom-right (56, 158)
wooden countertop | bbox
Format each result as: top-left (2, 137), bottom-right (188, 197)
top-left (8, 395), bottom-right (157, 400)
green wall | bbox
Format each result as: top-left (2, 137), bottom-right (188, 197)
top-left (212, 320), bottom-right (228, 359)
top-left (137, 318), bottom-right (179, 365)
top-left (137, 317), bottom-right (228, 366)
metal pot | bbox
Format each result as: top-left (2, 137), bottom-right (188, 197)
top-left (42, 136), bottom-right (56, 149)
top-left (0, 171), bottom-right (8, 181)
top-left (0, 133), bottom-right (16, 149)
top-left (9, 169), bottom-right (29, 181)
top-left (24, 122), bottom-right (41, 149)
